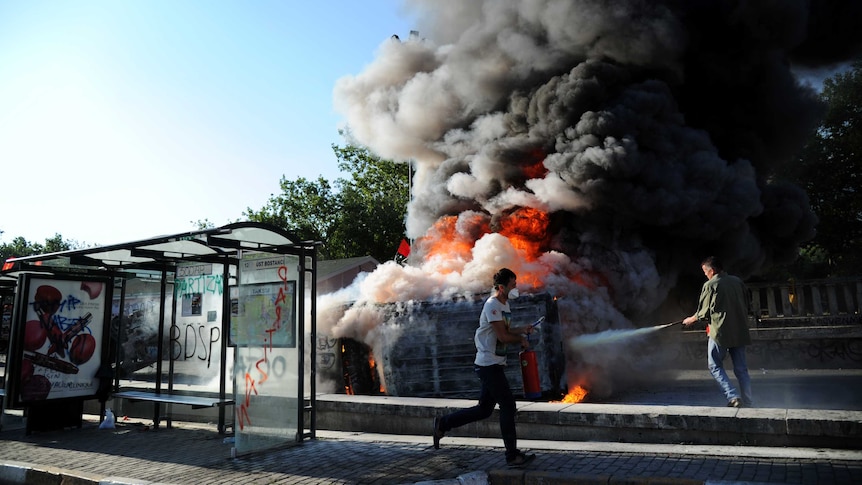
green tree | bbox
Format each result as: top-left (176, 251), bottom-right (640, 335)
top-left (792, 61), bottom-right (862, 275)
top-left (245, 142), bottom-right (409, 261)
top-left (0, 232), bottom-right (79, 263)
top-left (329, 143), bottom-right (410, 261)
top-left (245, 176), bottom-right (338, 245)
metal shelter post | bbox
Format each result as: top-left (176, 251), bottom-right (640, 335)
top-left (166, 270), bottom-right (178, 429)
top-left (302, 245), bottom-right (318, 440)
top-left (218, 259), bottom-right (231, 434)
top-left (113, 278), bottom-right (127, 392)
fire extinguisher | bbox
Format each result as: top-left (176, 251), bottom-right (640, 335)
top-left (520, 317), bottom-right (543, 399)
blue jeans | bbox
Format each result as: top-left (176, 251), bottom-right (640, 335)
top-left (707, 338), bottom-right (753, 406)
top-left (439, 364), bottom-right (518, 459)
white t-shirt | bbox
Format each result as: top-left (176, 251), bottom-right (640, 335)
top-left (474, 295), bottom-right (511, 366)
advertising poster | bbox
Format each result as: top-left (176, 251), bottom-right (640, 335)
top-left (9, 275), bottom-right (111, 406)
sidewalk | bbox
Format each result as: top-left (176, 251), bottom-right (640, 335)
top-left (1, 412), bottom-right (861, 485)
top-left (2, 368), bottom-right (861, 485)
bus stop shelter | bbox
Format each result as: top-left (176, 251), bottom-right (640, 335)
top-left (1, 222), bottom-right (319, 453)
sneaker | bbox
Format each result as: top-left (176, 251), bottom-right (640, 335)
top-left (506, 451), bottom-right (536, 468)
top-left (727, 397), bottom-right (741, 408)
top-left (432, 417), bottom-right (444, 449)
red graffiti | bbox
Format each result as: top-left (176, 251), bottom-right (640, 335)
top-left (236, 402), bottom-right (252, 430)
top-left (237, 263), bottom-right (291, 431)
top-left (243, 372), bottom-right (258, 407)
top-left (238, 371), bottom-right (259, 429)
top-left (255, 357), bottom-right (268, 385)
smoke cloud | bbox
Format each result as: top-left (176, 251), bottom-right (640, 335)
top-left (329, 0), bottom-right (861, 395)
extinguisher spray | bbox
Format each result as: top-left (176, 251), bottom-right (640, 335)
top-left (520, 317), bottom-right (544, 399)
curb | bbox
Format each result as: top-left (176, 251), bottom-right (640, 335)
top-left (489, 470), bottom-right (704, 485)
top-left (0, 461), bottom-right (101, 485)
top-left (0, 462), bottom-right (166, 485)
top-left (317, 394), bottom-right (862, 449)
top-left (414, 470), bottom-right (489, 484)
top-left (0, 462), bottom-right (713, 485)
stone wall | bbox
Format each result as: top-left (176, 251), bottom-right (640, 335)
top-left (668, 324), bottom-right (862, 370)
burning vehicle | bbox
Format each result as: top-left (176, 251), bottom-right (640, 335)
top-left (325, 289), bottom-right (677, 403)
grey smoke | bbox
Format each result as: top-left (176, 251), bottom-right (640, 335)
top-left (331, 0), bottom-right (861, 395)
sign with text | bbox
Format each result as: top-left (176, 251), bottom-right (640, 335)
top-left (231, 253), bottom-right (297, 347)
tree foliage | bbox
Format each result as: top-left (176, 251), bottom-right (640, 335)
top-left (245, 176), bottom-right (338, 244)
top-left (244, 142), bottom-right (409, 262)
top-left (0, 232), bottom-right (79, 263)
top-left (791, 61), bottom-right (862, 276)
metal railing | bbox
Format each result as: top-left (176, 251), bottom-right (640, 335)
top-left (748, 277), bottom-right (862, 320)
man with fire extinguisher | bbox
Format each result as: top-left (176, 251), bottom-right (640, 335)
top-left (432, 268), bottom-right (536, 468)
top-left (682, 256), bottom-right (753, 408)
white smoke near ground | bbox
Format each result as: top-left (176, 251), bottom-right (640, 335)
top-left (327, 0), bottom-right (862, 396)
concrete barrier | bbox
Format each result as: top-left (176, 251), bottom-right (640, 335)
top-left (314, 394), bottom-right (862, 449)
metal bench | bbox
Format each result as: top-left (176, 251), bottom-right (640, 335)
top-left (113, 390), bottom-right (234, 409)
top-left (113, 389), bottom-right (233, 433)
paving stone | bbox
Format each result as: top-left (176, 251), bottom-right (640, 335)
top-left (2, 406), bottom-right (862, 485)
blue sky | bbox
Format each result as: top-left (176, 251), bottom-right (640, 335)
top-left (0, 1), bottom-right (416, 246)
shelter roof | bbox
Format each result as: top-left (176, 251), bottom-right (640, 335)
top-left (0, 222), bottom-right (317, 282)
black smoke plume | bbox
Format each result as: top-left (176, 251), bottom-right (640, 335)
top-left (329, 0), bottom-right (861, 396)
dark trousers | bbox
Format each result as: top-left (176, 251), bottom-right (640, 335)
top-left (439, 364), bottom-right (517, 458)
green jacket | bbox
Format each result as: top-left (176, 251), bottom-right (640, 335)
top-left (695, 272), bottom-right (752, 348)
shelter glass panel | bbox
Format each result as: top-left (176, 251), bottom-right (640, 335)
top-left (114, 277), bottom-right (173, 384)
top-left (233, 252), bottom-right (301, 454)
top-left (171, 263), bottom-right (225, 390)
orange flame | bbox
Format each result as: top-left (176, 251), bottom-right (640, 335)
top-left (556, 385), bottom-right (588, 404)
top-left (497, 207), bottom-right (550, 262)
top-left (342, 344), bottom-right (353, 395)
top-left (415, 201), bottom-right (604, 293)
top-left (522, 150), bottom-right (548, 179)
top-left (369, 354), bottom-right (386, 394)
top-left (417, 214), bottom-right (490, 271)
top-left (418, 207), bottom-right (552, 267)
